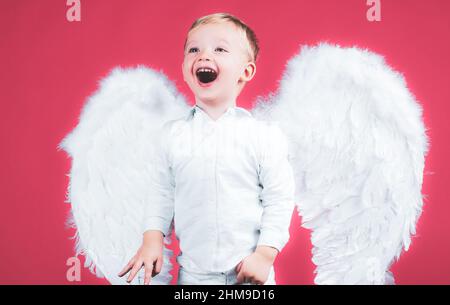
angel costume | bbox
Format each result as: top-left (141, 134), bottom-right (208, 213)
top-left (144, 104), bottom-right (295, 284)
top-left (59, 43), bottom-right (429, 285)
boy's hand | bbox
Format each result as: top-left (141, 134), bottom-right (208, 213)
top-left (118, 230), bottom-right (164, 285)
top-left (235, 246), bottom-right (278, 285)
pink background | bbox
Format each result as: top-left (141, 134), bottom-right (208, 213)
top-left (1, 0), bottom-right (449, 284)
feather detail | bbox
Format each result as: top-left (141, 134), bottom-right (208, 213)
top-left (58, 66), bottom-right (190, 284)
top-left (252, 43), bottom-right (429, 284)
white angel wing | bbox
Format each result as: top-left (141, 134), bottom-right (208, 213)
top-left (58, 66), bottom-right (190, 284)
top-left (252, 43), bottom-right (429, 284)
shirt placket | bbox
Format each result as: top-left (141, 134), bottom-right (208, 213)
top-left (203, 119), bottom-right (220, 270)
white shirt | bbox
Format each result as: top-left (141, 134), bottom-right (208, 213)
top-left (143, 104), bottom-right (296, 273)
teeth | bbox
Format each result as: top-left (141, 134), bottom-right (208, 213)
top-left (196, 68), bottom-right (216, 73)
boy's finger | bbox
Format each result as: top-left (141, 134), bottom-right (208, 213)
top-left (127, 260), bottom-right (143, 283)
top-left (118, 260), bottom-right (134, 277)
top-left (236, 270), bottom-right (244, 284)
top-left (144, 264), bottom-right (153, 285)
top-left (248, 276), bottom-right (255, 284)
top-left (235, 261), bottom-right (243, 273)
top-left (153, 257), bottom-right (163, 277)
top-left (118, 266), bottom-right (131, 277)
top-left (144, 273), bottom-right (152, 285)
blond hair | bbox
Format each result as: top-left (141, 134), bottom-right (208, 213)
top-left (184, 12), bottom-right (259, 62)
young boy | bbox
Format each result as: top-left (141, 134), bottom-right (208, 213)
top-left (118, 12), bottom-right (295, 285)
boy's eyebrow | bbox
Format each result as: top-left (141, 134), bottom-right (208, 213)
top-left (185, 40), bottom-right (196, 49)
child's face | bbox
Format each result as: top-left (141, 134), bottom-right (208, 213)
top-left (182, 22), bottom-right (256, 105)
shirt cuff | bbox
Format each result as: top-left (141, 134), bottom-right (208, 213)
top-left (142, 216), bottom-right (171, 237)
top-left (257, 227), bottom-right (290, 253)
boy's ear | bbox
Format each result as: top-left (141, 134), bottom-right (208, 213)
top-left (240, 62), bottom-right (256, 82)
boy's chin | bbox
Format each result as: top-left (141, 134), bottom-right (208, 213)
top-left (195, 92), bottom-right (223, 104)
top-left (196, 96), bottom-right (219, 104)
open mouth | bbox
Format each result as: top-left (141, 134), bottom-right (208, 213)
top-left (195, 67), bottom-right (218, 85)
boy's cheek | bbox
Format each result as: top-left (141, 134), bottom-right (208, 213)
top-left (181, 67), bottom-right (192, 84)
top-left (181, 61), bottom-right (191, 77)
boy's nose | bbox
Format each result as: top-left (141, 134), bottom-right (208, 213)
top-left (197, 49), bottom-right (212, 61)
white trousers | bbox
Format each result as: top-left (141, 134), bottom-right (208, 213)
top-left (177, 265), bottom-right (276, 285)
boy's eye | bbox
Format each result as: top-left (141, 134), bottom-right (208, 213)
top-left (188, 47), bottom-right (199, 53)
top-left (215, 47), bottom-right (227, 52)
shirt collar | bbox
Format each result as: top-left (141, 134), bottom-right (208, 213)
top-left (186, 104), bottom-right (252, 121)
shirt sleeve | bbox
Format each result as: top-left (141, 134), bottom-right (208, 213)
top-left (142, 121), bottom-right (175, 237)
top-left (257, 123), bottom-right (296, 252)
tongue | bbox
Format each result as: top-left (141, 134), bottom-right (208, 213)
top-left (197, 71), bottom-right (217, 84)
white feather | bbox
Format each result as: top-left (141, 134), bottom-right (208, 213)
top-left (58, 66), bottom-right (190, 284)
top-left (252, 43), bottom-right (429, 284)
